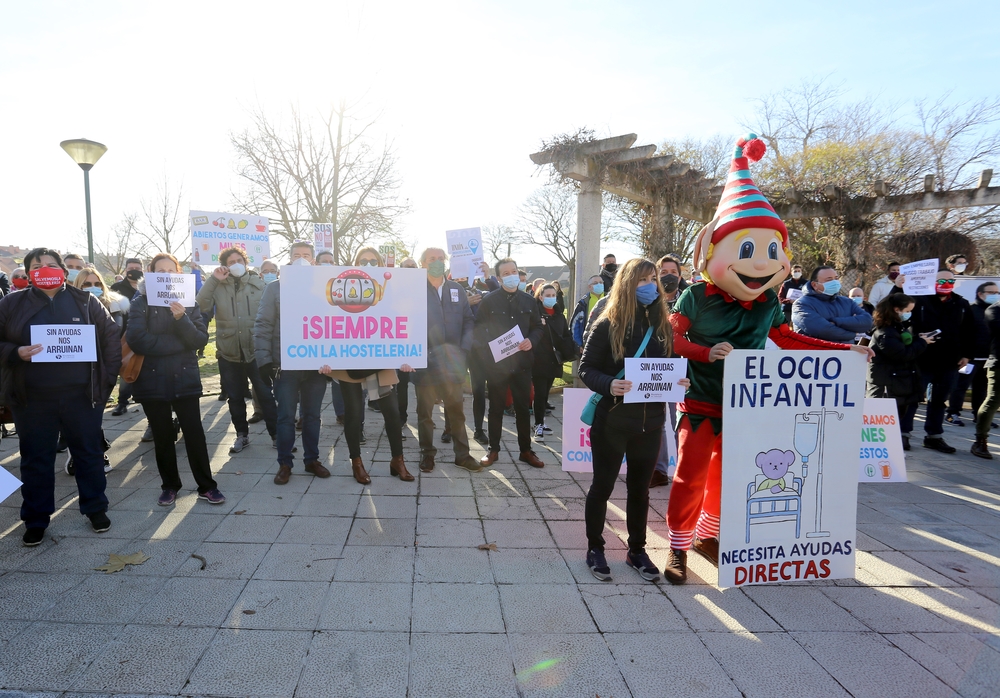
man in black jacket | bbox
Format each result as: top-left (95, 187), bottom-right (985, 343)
top-left (412, 247), bottom-right (480, 473)
top-left (973, 297), bottom-right (1000, 458)
top-left (110, 258), bottom-right (143, 300)
top-left (475, 258), bottom-right (545, 468)
top-left (0, 247), bottom-right (122, 546)
top-left (891, 268), bottom-right (975, 452)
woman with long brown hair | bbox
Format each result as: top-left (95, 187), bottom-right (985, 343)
top-left (579, 257), bottom-right (689, 582)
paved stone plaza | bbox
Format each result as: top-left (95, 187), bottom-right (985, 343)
top-left (1, 388), bottom-right (999, 697)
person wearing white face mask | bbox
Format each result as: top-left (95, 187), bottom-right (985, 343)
top-left (778, 264), bottom-right (808, 323)
top-left (946, 253), bottom-right (969, 276)
top-left (791, 266), bottom-right (872, 342)
top-left (197, 246), bottom-right (278, 454)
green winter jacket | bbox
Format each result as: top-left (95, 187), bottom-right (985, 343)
top-left (196, 270), bottom-right (266, 363)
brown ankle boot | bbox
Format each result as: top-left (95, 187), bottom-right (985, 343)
top-left (971, 436), bottom-right (993, 459)
top-left (390, 455), bottom-right (414, 482)
top-left (351, 457), bottom-right (371, 485)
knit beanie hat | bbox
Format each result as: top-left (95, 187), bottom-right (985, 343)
top-left (710, 133), bottom-right (787, 245)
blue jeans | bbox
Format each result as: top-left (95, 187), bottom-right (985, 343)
top-left (12, 387), bottom-right (108, 528)
top-left (274, 370), bottom-right (326, 466)
top-left (903, 368), bottom-right (958, 437)
top-left (218, 356), bottom-right (277, 437)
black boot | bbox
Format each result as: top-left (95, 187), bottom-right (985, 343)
top-left (971, 436), bottom-right (993, 459)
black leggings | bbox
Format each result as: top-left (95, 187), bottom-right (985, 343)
top-left (585, 407), bottom-right (661, 553)
top-left (341, 381), bottom-right (403, 459)
top-left (142, 396), bottom-right (217, 494)
top-left (532, 376), bottom-right (554, 426)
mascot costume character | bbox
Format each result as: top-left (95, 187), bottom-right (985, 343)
top-left (663, 133), bottom-right (872, 584)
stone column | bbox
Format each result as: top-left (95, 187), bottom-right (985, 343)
top-left (575, 180), bottom-right (602, 304)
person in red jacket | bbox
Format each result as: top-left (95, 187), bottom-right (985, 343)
top-left (663, 134), bottom-right (872, 584)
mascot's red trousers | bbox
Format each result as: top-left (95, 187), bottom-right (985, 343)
top-left (666, 416), bottom-right (721, 549)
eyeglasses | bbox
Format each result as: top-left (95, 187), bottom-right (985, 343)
top-left (936, 279), bottom-right (956, 285)
top-left (357, 260), bottom-right (379, 267)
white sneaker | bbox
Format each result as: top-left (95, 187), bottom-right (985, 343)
top-left (534, 424), bottom-right (545, 441)
top-left (229, 433), bottom-right (250, 454)
top-left (542, 425), bottom-right (553, 433)
top-left (103, 455), bottom-right (113, 473)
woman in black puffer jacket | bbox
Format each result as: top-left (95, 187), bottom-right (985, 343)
top-left (867, 292), bottom-right (933, 451)
top-left (127, 253), bottom-right (224, 507)
top-left (579, 258), bottom-right (689, 584)
top-left (531, 283), bottom-right (575, 442)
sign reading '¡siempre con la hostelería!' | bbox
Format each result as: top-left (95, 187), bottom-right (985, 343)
top-left (718, 350), bottom-right (866, 588)
top-left (279, 265), bottom-right (428, 370)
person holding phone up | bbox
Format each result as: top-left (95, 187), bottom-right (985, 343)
top-left (890, 266), bottom-right (975, 453)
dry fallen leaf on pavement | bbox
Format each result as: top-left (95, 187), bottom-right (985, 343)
top-left (94, 551), bottom-right (150, 574)
top-left (477, 543), bottom-right (498, 551)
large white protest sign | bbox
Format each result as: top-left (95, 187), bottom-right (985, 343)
top-left (561, 388), bottom-right (677, 474)
top-left (719, 350), bottom-right (865, 588)
top-left (279, 265), bottom-right (427, 370)
top-left (489, 325), bottom-right (524, 364)
top-left (446, 227), bottom-right (484, 280)
top-left (314, 223), bottom-right (333, 251)
top-left (191, 210), bottom-right (270, 269)
top-left (624, 357), bottom-right (687, 404)
top-left (30, 325), bottom-right (97, 363)
top-left (786, 287), bottom-right (804, 301)
top-left (900, 258), bottom-right (939, 296)
top-left (146, 273), bottom-right (197, 307)
top-left (858, 397), bottom-right (907, 483)
top-left (0, 467), bottom-right (21, 504)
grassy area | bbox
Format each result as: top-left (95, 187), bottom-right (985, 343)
top-left (198, 326), bottom-right (220, 381)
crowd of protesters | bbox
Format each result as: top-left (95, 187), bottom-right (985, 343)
top-left (0, 241), bottom-right (996, 589)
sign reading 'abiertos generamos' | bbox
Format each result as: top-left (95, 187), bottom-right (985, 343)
top-left (279, 265), bottom-right (428, 370)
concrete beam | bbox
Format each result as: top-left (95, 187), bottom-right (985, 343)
top-left (774, 186), bottom-right (1000, 220)
top-left (979, 169), bottom-right (993, 188)
top-left (529, 133), bottom-right (637, 165)
top-left (924, 174), bottom-right (936, 192)
top-left (603, 144), bottom-right (657, 165)
top-left (643, 155), bottom-right (676, 171)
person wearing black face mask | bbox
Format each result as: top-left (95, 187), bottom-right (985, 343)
top-left (600, 254), bottom-right (618, 293)
top-left (110, 258), bottom-right (144, 300)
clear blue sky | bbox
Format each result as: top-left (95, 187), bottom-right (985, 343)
top-left (1, 0), bottom-right (997, 264)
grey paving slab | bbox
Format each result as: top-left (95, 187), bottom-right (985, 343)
top-left (345, 517), bottom-right (415, 546)
top-left (175, 541), bottom-right (270, 579)
top-left (357, 492), bottom-right (418, 519)
top-left (184, 628), bottom-right (312, 697)
top-left (414, 545), bottom-right (494, 583)
top-left (886, 631), bottom-right (1000, 698)
top-left (131, 576), bottom-right (247, 627)
top-left (579, 583), bottom-right (689, 632)
top-left (251, 542), bottom-right (343, 581)
top-left (665, 586), bottom-right (783, 632)
top-left (276, 513), bottom-right (352, 545)
top-left (205, 512), bottom-right (288, 543)
top-left (225, 579), bottom-right (329, 630)
top-left (0, 621), bottom-right (123, 692)
top-left (490, 547), bottom-right (576, 584)
top-left (415, 516), bottom-right (486, 547)
top-left (411, 582), bottom-right (504, 632)
top-left (292, 492), bottom-right (360, 517)
top-left (821, 586), bottom-right (967, 632)
top-left (509, 633), bottom-right (631, 698)
top-left (605, 632), bottom-right (742, 698)
top-left (483, 518), bottom-right (556, 548)
top-left (318, 582), bottom-right (412, 631)
top-left (410, 633), bottom-right (518, 697)
top-left (43, 573), bottom-right (167, 625)
top-left (73, 624), bottom-right (218, 695)
top-left (417, 494), bottom-right (480, 518)
top-left (0, 572), bottom-right (86, 620)
top-left (498, 584), bottom-right (596, 633)
top-left (295, 631), bottom-right (410, 698)
top-left (332, 544), bottom-right (415, 582)
top-left (792, 631), bottom-right (959, 698)
top-left (741, 584), bottom-right (870, 631)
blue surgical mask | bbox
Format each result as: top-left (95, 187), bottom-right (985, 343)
top-left (592, 283), bottom-right (604, 296)
top-left (66, 269), bottom-right (80, 283)
top-left (542, 296), bottom-right (557, 308)
top-left (822, 279), bottom-right (841, 296)
top-left (85, 286), bottom-right (103, 297)
top-left (636, 282), bottom-right (659, 306)
top-left (262, 272), bottom-right (278, 284)
top-left (985, 294), bottom-right (1000, 305)
top-left (517, 281), bottom-right (527, 292)
top-left (851, 296), bottom-right (864, 305)
top-left (900, 311), bottom-right (912, 321)
top-left (501, 274), bottom-right (519, 290)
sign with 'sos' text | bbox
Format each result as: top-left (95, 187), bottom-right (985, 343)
top-left (30, 325), bottom-right (97, 362)
top-left (719, 350), bottom-right (865, 588)
top-left (190, 210), bottom-right (270, 268)
top-left (279, 265), bottom-right (428, 370)
top-left (146, 274), bottom-right (197, 307)
top-left (624, 357), bottom-right (687, 403)
top-left (858, 397), bottom-right (907, 483)
top-left (314, 223), bottom-right (333, 251)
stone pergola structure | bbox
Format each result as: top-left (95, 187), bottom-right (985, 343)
top-left (530, 133), bottom-right (1000, 297)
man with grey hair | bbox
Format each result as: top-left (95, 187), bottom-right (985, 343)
top-left (399, 258), bottom-right (418, 269)
top-left (411, 247), bottom-right (480, 472)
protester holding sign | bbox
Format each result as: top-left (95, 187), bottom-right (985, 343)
top-left (127, 253), bottom-right (224, 507)
top-left (254, 242), bottom-right (333, 485)
top-left (866, 293), bottom-right (934, 451)
top-left (0, 247), bottom-right (122, 546)
top-left (197, 246), bottom-right (278, 453)
top-left (889, 266), bottom-right (975, 453)
top-left (579, 258), bottom-right (689, 582)
top-left (475, 258), bottom-right (544, 468)
top-left (532, 284), bottom-right (574, 443)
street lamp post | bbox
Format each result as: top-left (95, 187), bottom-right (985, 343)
top-left (60, 138), bottom-right (108, 264)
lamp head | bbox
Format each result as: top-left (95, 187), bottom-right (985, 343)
top-left (60, 139), bottom-right (107, 171)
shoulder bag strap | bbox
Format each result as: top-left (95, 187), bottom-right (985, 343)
top-left (614, 327), bottom-right (654, 379)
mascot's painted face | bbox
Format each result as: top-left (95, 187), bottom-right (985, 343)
top-left (706, 227), bottom-right (790, 302)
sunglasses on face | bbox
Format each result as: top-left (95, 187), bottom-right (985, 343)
top-left (936, 279), bottom-right (956, 285)
top-left (358, 260), bottom-right (379, 267)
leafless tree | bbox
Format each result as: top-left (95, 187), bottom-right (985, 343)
top-left (231, 100), bottom-right (407, 264)
top-left (94, 213), bottom-right (150, 277)
top-left (137, 175), bottom-right (187, 261)
top-left (513, 185), bottom-right (580, 300)
top-left (481, 224), bottom-right (518, 266)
